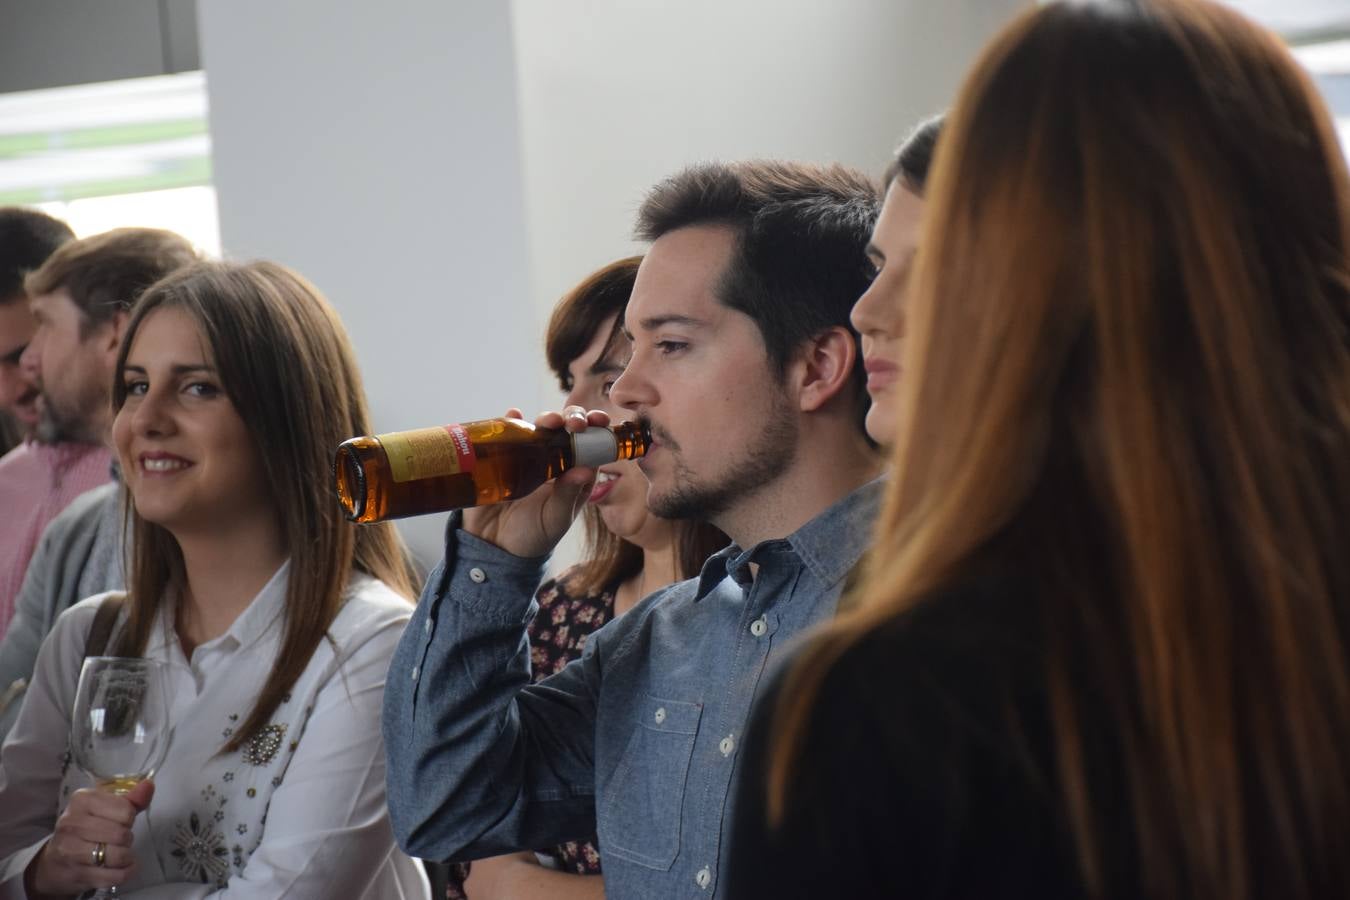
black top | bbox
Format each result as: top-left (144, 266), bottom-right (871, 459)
top-left (726, 577), bottom-right (1136, 899)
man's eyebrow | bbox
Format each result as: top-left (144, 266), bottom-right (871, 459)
top-left (632, 314), bottom-right (708, 332)
top-left (0, 343), bottom-right (25, 365)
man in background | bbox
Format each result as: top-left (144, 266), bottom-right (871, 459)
top-left (0, 208), bottom-right (74, 454)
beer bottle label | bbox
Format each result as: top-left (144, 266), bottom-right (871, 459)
top-left (381, 425), bottom-right (477, 483)
top-left (573, 427), bottom-right (619, 468)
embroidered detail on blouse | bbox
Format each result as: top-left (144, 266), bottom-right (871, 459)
top-left (58, 749), bottom-right (73, 803)
top-left (171, 811), bottom-right (230, 885)
top-left (241, 723), bottom-right (287, 766)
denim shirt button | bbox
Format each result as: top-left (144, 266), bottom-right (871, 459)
top-left (696, 867), bottom-right (712, 889)
top-left (469, 567), bottom-right (487, 583)
top-left (719, 735), bottom-right (735, 757)
top-left (749, 616), bottom-right (767, 637)
top-left (654, 707), bottom-right (667, 724)
top-left (423, 617), bottom-right (433, 634)
top-left (410, 666), bottom-right (420, 682)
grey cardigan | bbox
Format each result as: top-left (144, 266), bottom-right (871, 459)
top-left (0, 481), bottom-right (124, 736)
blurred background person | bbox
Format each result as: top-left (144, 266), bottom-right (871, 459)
top-left (729, 1), bottom-right (1350, 898)
top-left (0, 208), bottom-right (74, 455)
top-left (0, 260), bottom-right (427, 898)
top-left (456, 257), bottom-right (725, 900)
top-left (851, 114), bottom-right (942, 448)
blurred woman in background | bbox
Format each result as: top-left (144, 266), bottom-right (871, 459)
top-left (730, 1), bottom-right (1350, 898)
top-left (851, 113), bottom-right (943, 448)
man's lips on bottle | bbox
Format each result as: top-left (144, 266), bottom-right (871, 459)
top-left (865, 358), bottom-right (900, 391)
top-left (637, 431), bottom-right (666, 473)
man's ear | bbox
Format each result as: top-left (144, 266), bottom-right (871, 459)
top-left (792, 326), bottom-right (858, 413)
top-left (100, 309), bottom-right (131, 359)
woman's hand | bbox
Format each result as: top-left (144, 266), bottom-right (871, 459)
top-left (464, 406), bottom-right (611, 559)
top-left (461, 851), bottom-right (538, 899)
top-left (24, 780), bottom-right (153, 899)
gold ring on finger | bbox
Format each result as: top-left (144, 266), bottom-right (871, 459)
top-left (91, 842), bottom-right (107, 867)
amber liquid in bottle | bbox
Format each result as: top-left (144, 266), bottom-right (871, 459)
top-left (334, 417), bottom-right (650, 523)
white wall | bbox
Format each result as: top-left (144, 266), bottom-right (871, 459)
top-left (197, 1), bottom-right (534, 564)
top-left (513, 0), bottom-right (1029, 318)
top-left (196, 0), bottom-right (1027, 568)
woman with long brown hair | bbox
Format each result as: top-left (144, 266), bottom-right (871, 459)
top-left (728, 1), bottom-right (1350, 898)
top-left (0, 261), bottom-right (428, 897)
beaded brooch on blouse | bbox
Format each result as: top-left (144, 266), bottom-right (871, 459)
top-left (241, 723), bottom-right (288, 766)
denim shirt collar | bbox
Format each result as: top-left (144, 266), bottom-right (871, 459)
top-left (693, 476), bottom-right (886, 601)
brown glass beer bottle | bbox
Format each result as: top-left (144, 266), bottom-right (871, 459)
top-left (334, 417), bottom-right (650, 523)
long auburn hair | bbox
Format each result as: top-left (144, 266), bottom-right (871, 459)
top-left (768, 2), bottom-right (1350, 898)
top-left (544, 256), bottom-right (726, 594)
top-left (111, 261), bottom-right (417, 753)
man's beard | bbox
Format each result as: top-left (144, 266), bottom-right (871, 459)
top-left (647, 389), bottom-right (799, 522)
top-left (34, 390), bottom-right (99, 444)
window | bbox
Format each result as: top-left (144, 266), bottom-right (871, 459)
top-left (1291, 39), bottom-right (1350, 159)
top-left (0, 71), bottom-right (218, 254)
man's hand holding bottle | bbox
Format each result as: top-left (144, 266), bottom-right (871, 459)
top-left (462, 405), bottom-right (610, 559)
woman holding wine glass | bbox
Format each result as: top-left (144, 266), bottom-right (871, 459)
top-left (0, 261), bottom-right (428, 898)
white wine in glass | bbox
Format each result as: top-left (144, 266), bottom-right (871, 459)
top-left (70, 656), bottom-right (170, 899)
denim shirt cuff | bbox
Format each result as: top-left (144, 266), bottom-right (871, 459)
top-left (437, 522), bottom-right (549, 622)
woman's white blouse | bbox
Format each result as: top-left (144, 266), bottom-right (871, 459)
top-left (0, 564), bottom-right (430, 899)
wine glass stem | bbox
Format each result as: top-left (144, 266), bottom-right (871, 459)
top-left (93, 785), bottom-right (135, 897)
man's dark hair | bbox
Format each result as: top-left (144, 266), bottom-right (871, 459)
top-left (883, 113), bottom-right (945, 193)
top-left (24, 227), bottom-right (199, 335)
top-left (0, 207), bottom-right (74, 304)
top-left (635, 161), bottom-right (880, 434)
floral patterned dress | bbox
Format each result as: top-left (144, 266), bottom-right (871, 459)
top-left (448, 567), bottom-right (616, 898)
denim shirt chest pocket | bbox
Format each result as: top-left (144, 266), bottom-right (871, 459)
top-left (598, 694), bottom-right (703, 870)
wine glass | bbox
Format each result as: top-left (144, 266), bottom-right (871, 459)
top-left (70, 656), bottom-right (171, 898)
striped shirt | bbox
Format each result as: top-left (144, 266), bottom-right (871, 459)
top-left (0, 440), bottom-right (112, 639)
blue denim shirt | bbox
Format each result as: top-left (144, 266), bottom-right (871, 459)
top-left (383, 478), bottom-right (883, 898)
